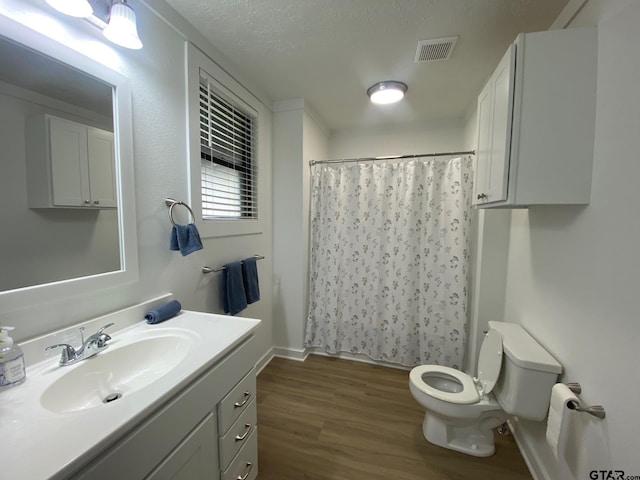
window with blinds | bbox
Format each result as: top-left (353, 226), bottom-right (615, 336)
top-left (199, 75), bottom-right (257, 219)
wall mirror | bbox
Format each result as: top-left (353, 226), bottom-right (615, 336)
top-left (0, 15), bottom-right (138, 313)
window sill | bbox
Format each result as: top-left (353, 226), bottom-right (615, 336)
top-left (197, 217), bottom-right (263, 238)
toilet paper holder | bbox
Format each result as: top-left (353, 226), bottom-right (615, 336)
top-left (565, 382), bottom-right (606, 419)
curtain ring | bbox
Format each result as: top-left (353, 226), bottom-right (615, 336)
top-left (167, 200), bottom-right (195, 226)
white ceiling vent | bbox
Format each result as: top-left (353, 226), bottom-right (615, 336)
top-left (414, 36), bottom-right (458, 63)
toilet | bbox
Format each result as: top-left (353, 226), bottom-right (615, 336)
top-left (409, 321), bottom-right (562, 457)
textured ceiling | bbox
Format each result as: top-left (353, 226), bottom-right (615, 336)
top-left (165, 0), bottom-right (569, 131)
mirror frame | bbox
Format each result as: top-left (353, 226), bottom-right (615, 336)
top-left (0, 14), bottom-right (138, 313)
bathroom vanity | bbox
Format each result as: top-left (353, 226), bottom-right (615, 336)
top-left (1, 300), bottom-right (261, 480)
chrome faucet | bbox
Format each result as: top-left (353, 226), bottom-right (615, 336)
top-left (45, 323), bottom-right (114, 366)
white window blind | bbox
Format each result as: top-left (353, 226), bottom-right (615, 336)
top-left (199, 73), bottom-right (257, 219)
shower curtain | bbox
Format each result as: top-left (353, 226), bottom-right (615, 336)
top-left (304, 156), bottom-right (473, 368)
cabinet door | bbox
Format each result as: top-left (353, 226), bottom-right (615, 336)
top-left (474, 79), bottom-right (493, 205)
top-left (474, 45), bottom-right (515, 205)
top-left (49, 117), bottom-right (90, 207)
top-left (145, 413), bottom-right (218, 480)
top-left (488, 44), bottom-right (515, 202)
top-left (87, 128), bottom-right (117, 208)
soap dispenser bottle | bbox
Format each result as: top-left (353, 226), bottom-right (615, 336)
top-left (0, 326), bottom-right (26, 390)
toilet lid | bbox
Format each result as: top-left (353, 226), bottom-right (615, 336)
top-left (477, 329), bottom-right (503, 394)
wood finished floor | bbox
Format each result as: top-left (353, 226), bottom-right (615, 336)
top-left (256, 355), bottom-right (533, 480)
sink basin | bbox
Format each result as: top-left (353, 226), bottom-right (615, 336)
top-left (41, 332), bottom-right (196, 414)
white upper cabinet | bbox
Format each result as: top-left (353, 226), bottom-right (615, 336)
top-left (473, 27), bottom-right (597, 208)
top-left (27, 114), bottom-right (116, 209)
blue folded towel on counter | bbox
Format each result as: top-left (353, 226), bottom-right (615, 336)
top-left (170, 223), bottom-right (203, 256)
top-left (222, 261), bottom-right (247, 315)
top-left (241, 256), bottom-right (260, 304)
top-left (145, 300), bottom-right (182, 324)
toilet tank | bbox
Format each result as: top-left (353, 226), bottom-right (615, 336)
top-left (488, 321), bottom-right (562, 421)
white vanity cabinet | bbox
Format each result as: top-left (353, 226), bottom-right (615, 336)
top-left (473, 27), bottom-right (597, 208)
top-left (69, 336), bottom-right (259, 480)
top-left (26, 114), bottom-right (117, 209)
top-left (218, 369), bottom-right (258, 480)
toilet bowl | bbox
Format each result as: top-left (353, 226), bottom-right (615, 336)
top-left (409, 365), bottom-right (507, 456)
top-left (409, 329), bottom-right (506, 457)
top-left (408, 322), bottom-right (562, 457)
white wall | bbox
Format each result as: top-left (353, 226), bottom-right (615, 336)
top-left (0, 0), bottom-right (273, 361)
top-left (272, 102), bottom-right (304, 353)
top-left (272, 100), bottom-right (328, 356)
top-left (462, 104), bottom-right (512, 374)
top-left (329, 118), bottom-right (466, 159)
top-left (504, 0), bottom-right (640, 477)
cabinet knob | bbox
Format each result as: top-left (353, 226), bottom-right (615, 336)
top-left (84, 200), bottom-right (90, 204)
top-left (476, 193), bottom-right (488, 200)
top-left (93, 200), bottom-right (100, 205)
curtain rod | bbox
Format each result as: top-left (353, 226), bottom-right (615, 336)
top-left (309, 150), bottom-right (475, 166)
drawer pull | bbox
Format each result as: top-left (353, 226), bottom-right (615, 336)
top-left (235, 423), bottom-right (252, 441)
top-left (234, 391), bottom-right (252, 408)
top-left (237, 462), bottom-right (253, 480)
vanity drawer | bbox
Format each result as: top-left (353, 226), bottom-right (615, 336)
top-left (219, 398), bottom-right (257, 469)
top-left (218, 368), bottom-right (256, 434)
top-left (221, 428), bottom-right (258, 480)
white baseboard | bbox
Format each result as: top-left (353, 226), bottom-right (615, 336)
top-left (259, 346), bottom-right (415, 372)
top-left (272, 346), bottom-right (309, 361)
top-left (255, 347), bottom-right (274, 375)
top-left (509, 418), bottom-right (551, 480)
top-left (306, 348), bottom-right (411, 370)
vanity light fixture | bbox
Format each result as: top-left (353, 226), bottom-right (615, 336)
top-left (102, 1), bottom-right (143, 50)
top-left (45, 0), bottom-right (94, 18)
top-left (44, 0), bottom-right (143, 50)
top-left (367, 81), bottom-right (408, 105)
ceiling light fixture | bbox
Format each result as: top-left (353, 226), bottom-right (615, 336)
top-left (367, 81), bottom-right (408, 105)
top-left (103, 1), bottom-right (143, 50)
top-left (45, 0), bottom-right (94, 18)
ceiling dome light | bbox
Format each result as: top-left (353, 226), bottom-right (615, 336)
top-left (103, 1), bottom-right (143, 50)
top-left (45, 0), bottom-right (93, 18)
top-left (367, 81), bottom-right (408, 105)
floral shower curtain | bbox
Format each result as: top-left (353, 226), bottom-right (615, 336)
top-left (304, 156), bottom-right (473, 368)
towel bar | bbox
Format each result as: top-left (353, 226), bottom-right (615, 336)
top-left (202, 255), bottom-right (265, 274)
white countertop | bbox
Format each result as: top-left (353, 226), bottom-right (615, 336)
top-left (0, 308), bottom-right (260, 480)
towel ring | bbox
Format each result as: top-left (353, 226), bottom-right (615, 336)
top-left (165, 198), bottom-right (195, 226)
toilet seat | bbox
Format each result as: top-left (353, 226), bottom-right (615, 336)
top-left (409, 329), bottom-right (505, 406)
top-left (409, 365), bottom-right (480, 404)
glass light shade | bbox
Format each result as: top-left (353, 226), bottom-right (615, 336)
top-left (45, 0), bottom-right (93, 18)
top-left (103, 2), bottom-right (143, 50)
top-left (367, 81), bottom-right (408, 105)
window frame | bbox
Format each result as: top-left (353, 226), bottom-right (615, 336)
top-left (186, 43), bottom-right (266, 238)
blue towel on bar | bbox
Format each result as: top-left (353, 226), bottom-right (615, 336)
top-left (170, 223), bottom-right (203, 256)
top-left (242, 257), bottom-right (260, 304)
top-left (145, 300), bottom-right (182, 324)
top-left (222, 261), bottom-right (247, 315)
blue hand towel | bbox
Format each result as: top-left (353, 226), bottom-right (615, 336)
top-left (170, 223), bottom-right (203, 256)
top-left (241, 257), bottom-right (260, 304)
top-left (222, 261), bottom-right (247, 315)
top-left (145, 300), bottom-right (182, 324)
